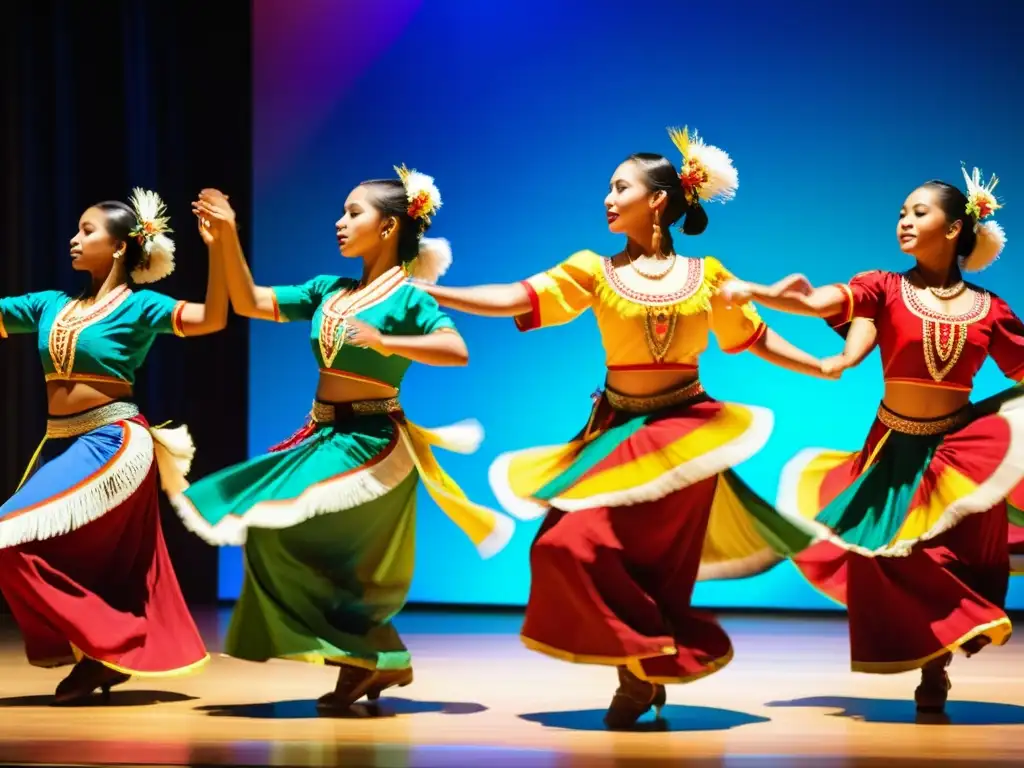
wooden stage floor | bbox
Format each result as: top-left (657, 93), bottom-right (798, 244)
top-left (0, 608), bottom-right (1022, 767)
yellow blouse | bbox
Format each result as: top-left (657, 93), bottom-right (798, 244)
top-left (515, 251), bottom-right (766, 371)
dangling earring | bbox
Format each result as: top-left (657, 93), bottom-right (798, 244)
top-left (113, 249), bottom-right (124, 261)
top-left (651, 209), bottom-right (663, 256)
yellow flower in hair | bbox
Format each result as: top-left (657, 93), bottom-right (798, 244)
top-left (395, 164), bottom-right (442, 225)
top-left (667, 126), bottom-right (739, 205)
top-left (962, 165), bottom-right (1002, 220)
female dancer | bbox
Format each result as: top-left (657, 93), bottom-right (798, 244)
top-left (176, 169), bottom-right (515, 711)
top-left (725, 165), bottom-right (1023, 712)
top-left (419, 128), bottom-right (829, 729)
top-left (0, 189), bottom-right (227, 704)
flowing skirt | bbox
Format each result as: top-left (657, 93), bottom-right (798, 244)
top-left (778, 387), bottom-right (1024, 672)
top-left (173, 400), bottom-right (514, 670)
top-left (0, 402), bottom-right (207, 675)
top-left (490, 382), bottom-right (814, 684)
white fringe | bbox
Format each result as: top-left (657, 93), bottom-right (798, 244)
top-left (548, 405), bottom-right (775, 512)
top-left (487, 449), bottom-right (552, 521)
top-left (0, 422), bottom-right (154, 551)
top-left (776, 393), bottom-right (1024, 558)
top-left (776, 447), bottom-right (830, 521)
top-left (150, 424), bottom-right (195, 496)
top-left (417, 419), bottom-right (484, 454)
top-left (170, 440), bottom-right (416, 546)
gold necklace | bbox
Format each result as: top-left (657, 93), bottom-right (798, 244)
top-left (928, 282), bottom-right (967, 300)
top-left (911, 268), bottom-right (965, 299)
top-left (629, 253), bottom-right (675, 281)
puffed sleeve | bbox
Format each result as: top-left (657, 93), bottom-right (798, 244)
top-left (514, 250), bottom-right (600, 331)
top-left (271, 275), bottom-right (343, 322)
top-left (0, 292), bottom-right (62, 338)
top-left (706, 257), bottom-right (768, 353)
top-left (135, 290), bottom-right (187, 337)
top-left (989, 296), bottom-right (1024, 383)
top-left (825, 270), bottom-right (890, 330)
top-left (404, 288), bottom-right (458, 336)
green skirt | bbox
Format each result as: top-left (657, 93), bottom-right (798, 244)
top-left (173, 414), bottom-right (421, 669)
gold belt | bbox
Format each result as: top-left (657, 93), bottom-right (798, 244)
top-left (311, 398), bottom-right (402, 424)
top-left (604, 379), bottom-right (705, 414)
top-left (46, 401), bottom-right (141, 439)
top-left (876, 404), bottom-right (969, 436)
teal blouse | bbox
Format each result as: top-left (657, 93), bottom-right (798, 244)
top-left (271, 266), bottom-right (456, 389)
top-left (0, 285), bottom-right (185, 386)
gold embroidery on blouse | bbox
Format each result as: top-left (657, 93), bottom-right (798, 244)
top-left (318, 268), bottom-right (406, 368)
top-left (47, 285), bottom-right (132, 379)
top-left (899, 277), bottom-right (990, 382)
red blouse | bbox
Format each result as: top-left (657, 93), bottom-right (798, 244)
top-left (827, 270), bottom-right (1024, 392)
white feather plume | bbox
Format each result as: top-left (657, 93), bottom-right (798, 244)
top-left (408, 237), bottom-right (452, 284)
top-left (962, 219), bottom-right (1007, 273)
top-left (404, 170), bottom-right (442, 211)
top-left (132, 232), bottom-right (176, 284)
top-left (127, 187), bottom-right (175, 284)
top-left (685, 134), bottom-right (739, 203)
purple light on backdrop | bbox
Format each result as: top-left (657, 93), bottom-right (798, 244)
top-left (253, 0), bottom-right (424, 187)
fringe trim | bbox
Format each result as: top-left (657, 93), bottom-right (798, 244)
top-left (150, 424), bottom-right (195, 496)
top-left (0, 422), bottom-right (154, 550)
top-left (593, 256), bottom-right (736, 321)
top-left (550, 404), bottom-right (775, 512)
top-left (777, 393), bottom-right (1024, 559)
top-left (169, 439), bottom-right (416, 546)
top-left (488, 449), bottom-right (553, 521)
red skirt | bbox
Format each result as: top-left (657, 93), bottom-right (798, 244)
top-left (491, 385), bottom-right (810, 684)
top-left (0, 411), bottom-right (208, 675)
top-left (778, 389), bottom-right (1024, 673)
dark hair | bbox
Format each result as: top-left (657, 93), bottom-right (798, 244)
top-left (626, 153), bottom-right (708, 253)
top-left (920, 181), bottom-right (977, 260)
top-left (94, 201), bottom-right (146, 274)
top-left (360, 179), bottom-right (429, 264)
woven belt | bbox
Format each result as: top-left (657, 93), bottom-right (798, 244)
top-left (604, 379), bottom-right (705, 414)
top-left (311, 398), bottom-right (402, 424)
top-left (46, 401), bottom-right (140, 439)
top-left (876, 403), bottom-right (970, 436)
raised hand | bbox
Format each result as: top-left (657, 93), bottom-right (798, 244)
top-left (192, 189), bottom-right (236, 239)
top-left (196, 213), bottom-right (214, 246)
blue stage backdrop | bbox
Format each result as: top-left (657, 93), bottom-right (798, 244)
top-left (224, 0), bottom-right (1024, 609)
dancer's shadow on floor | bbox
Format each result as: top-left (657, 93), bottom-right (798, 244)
top-left (197, 697), bottom-right (487, 720)
top-left (767, 696), bottom-right (1024, 726)
top-left (520, 704), bottom-right (769, 732)
top-left (0, 690), bottom-right (196, 708)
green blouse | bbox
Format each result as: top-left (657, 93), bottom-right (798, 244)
top-left (0, 285), bottom-right (185, 386)
top-left (271, 266), bottom-right (456, 389)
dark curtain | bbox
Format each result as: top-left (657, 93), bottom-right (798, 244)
top-left (0, 1), bottom-right (253, 607)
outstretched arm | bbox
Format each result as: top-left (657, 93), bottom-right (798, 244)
top-left (749, 328), bottom-right (836, 380)
top-left (173, 216), bottom-right (229, 336)
top-left (723, 274), bottom-right (848, 318)
top-left (194, 189), bottom-right (279, 321)
top-left (418, 282), bottom-right (532, 318)
top-left (822, 318), bottom-right (877, 376)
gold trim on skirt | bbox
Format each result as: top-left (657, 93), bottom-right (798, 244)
top-left (46, 402), bottom-right (141, 439)
top-left (875, 404), bottom-right (969, 436)
top-left (311, 398), bottom-right (403, 424)
top-left (604, 379), bottom-right (705, 414)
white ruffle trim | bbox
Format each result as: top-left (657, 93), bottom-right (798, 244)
top-left (170, 439), bottom-right (415, 547)
top-left (776, 393), bottom-right (1024, 558)
top-left (488, 404), bottom-right (774, 515)
top-left (0, 421), bottom-right (154, 550)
